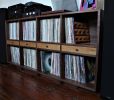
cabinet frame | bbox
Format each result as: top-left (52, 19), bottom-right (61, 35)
top-left (6, 10), bottom-right (102, 92)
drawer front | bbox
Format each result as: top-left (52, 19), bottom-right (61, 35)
top-left (20, 41), bottom-right (36, 48)
top-left (62, 45), bottom-right (96, 56)
top-left (7, 40), bottom-right (19, 46)
top-left (37, 43), bottom-right (60, 51)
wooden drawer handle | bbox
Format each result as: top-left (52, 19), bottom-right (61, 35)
top-left (75, 48), bottom-right (79, 51)
top-left (11, 42), bottom-right (14, 44)
top-left (26, 43), bottom-right (28, 45)
top-left (46, 45), bottom-right (48, 48)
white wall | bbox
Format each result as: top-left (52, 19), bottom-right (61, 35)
top-left (0, 0), bottom-right (52, 8)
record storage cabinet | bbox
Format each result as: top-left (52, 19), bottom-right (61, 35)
top-left (6, 10), bottom-right (102, 100)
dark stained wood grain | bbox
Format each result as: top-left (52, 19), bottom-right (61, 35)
top-left (0, 64), bottom-right (101, 100)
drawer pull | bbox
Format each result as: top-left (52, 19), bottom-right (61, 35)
top-left (46, 45), bottom-right (48, 48)
top-left (26, 43), bottom-right (28, 45)
top-left (75, 49), bottom-right (79, 51)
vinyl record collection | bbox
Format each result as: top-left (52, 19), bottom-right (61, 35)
top-left (65, 55), bottom-right (95, 84)
top-left (65, 17), bottom-right (90, 44)
top-left (65, 17), bottom-right (75, 44)
top-left (40, 18), bottom-right (61, 76)
top-left (23, 20), bottom-right (36, 41)
top-left (41, 51), bottom-right (60, 76)
top-left (65, 17), bottom-right (95, 83)
top-left (8, 16), bottom-right (96, 83)
top-left (40, 18), bottom-right (60, 42)
top-left (10, 46), bottom-right (20, 65)
top-left (9, 22), bottom-right (19, 40)
top-left (23, 48), bottom-right (37, 69)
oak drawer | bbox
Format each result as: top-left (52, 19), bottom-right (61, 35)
top-left (7, 40), bottom-right (19, 46)
top-left (61, 45), bottom-right (96, 56)
top-left (37, 43), bottom-right (60, 51)
top-left (20, 41), bottom-right (36, 48)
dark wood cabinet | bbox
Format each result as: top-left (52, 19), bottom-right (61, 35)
top-left (5, 10), bottom-right (102, 99)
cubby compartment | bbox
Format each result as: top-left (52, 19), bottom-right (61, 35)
top-left (23, 48), bottom-right (37, 70)
top-left (7, 46), bottom-right (20, 65)
top-left (8, 21), bottom-right (20, 40)
top-left (62, 11), bottom-right (99, 45)
top-left (22, 20), bottom-right (37, 41)
top-left (65, 55), bottom-right (96, 83)
top-left (40, 16), bottom-right (61, 43)
top-left (40, 51), bottom-right (60, 77)
top-left (64, 54), bottom-right (96, 91)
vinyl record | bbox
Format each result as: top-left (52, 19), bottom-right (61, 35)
top-left (41, 52), bottom-right (52, 74)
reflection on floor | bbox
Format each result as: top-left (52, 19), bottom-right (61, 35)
top-left (0, 64), bottom-right (101, 100)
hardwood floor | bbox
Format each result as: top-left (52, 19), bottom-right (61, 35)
top-left (0, 64), bottom-right (101, 100)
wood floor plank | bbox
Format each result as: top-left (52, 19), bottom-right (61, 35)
top-left (0, 64), bottom-right (101, 100)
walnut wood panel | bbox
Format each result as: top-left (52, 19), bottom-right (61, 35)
top-left (61, 45), bottom-right (96, 56)
top-left (20, 41), bottom-right (36, 48)
top-left (7, 40), bottom-right (19, 46)
top-left (37, 43), bottom-right (61, 51)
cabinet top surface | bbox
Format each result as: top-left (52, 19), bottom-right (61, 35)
top-left (6, 9), bottom-right (101, 22)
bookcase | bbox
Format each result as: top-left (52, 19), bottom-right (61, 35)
top-left (6, 10), bottom-right (102, 95)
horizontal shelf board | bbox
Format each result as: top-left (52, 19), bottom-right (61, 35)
top-left (20, 41), bottom-right (37, 48)
top-left (37, 42), bottom-right (61, 51)
top-left (21, 65), bottom-right (37, 71)
top-left (61, 44), bottom-right (96, 57)
top-left (41, 10), bottom-right (69, 15)
top-left (6, 10), bottom-right (101, 22)
top-left (61, 9), bottom-right (100, 16)
top-left (6, 19), bottom-right (20, 23)
top-left (20, 66), bottom-right (37, 73)
top-left (7, 40), bottom-right (20, 46)
top-left (37, 14), bottom-right (61, 18)
top-left (6, 17), bottom-right (36, 22)
top-left (7, 62), bottom-right (21, 67)
top-left (37, 69), bottom-right (96, 91)
top-left (22, 40), bottom-right (37, 42)
top-left (20, 17), bottom-right (36, 21)
top-left (38, 71), bottom-right (61, 80)
top-left (63, 79), bottom-right (96, 92)
top-left (36, 70), bottom-right (96, 91)
top-left (7, 63), bottom-right (38, 77)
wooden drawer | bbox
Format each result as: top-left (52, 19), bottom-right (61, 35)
top-left (62, 45), bottom-right (96, 56)
top-left (20, 41), bottom-right (36, 48)
top-left (7, 40), bottom-right (19, 46)
top-left (37, 43), bottom-right (60, 51)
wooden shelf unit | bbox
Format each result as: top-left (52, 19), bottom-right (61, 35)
top-left (6, 10), bottom-right (102, 93)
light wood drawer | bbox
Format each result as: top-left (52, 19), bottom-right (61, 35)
top-left (7, 40), bottom-right (19, 46)
top-left (62, 45), bottom-right (96, 56)
top-left (37, 43), bottom-right (60, 51)
top-left (20, 41), bottom-right (36, 48)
